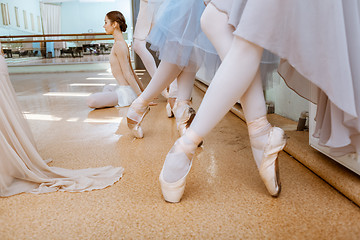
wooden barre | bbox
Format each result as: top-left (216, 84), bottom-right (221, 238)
top-left (0, 33), bottom-right (109, 39)
top-left (3, 38), bottom-right (114, 44)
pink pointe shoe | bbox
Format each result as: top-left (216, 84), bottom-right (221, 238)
top-left (159, 156), bottom-right (193, 203)
top-left (127, 97), bottom-right (150, 138)
top-left (254, 127), bottom-right (286, 197)
top-left (173, 100), bottom-right (196, 136)
top-left (159, 128), bottom-right (202, 203)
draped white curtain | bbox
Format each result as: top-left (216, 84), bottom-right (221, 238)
top-left (40, 3), bottom-right (61, 34)
top-left (40, 3), bottom-right (64, 56)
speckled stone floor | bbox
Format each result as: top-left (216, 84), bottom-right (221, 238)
top-left (1, 70), bottom-right (360, 239)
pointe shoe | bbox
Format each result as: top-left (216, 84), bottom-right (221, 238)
top-left (173, 100), bottom-right (196, 136)
top-left (159, 128), bottom-right (202, 203)
top-left (258, 127), bottom-right (286, 197)
top-left (127, 98), bottom-right (150, 138)
top-left (166, 97), bottom-right (176, 118)
top-left (159, 158), bottom-right (193, 203)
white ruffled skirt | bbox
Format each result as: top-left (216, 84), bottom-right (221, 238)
top-left (147, 0), bottom-right (218, 71)
top-left (115, 85), bottom-right (138, 107)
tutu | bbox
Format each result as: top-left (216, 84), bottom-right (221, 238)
top-left (115, 85), bottom-right (138, 107)
top-left (147, 0), bottom-right (217, 71)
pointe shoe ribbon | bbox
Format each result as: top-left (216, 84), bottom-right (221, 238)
top-left (127, 98), bottom-right (150, 139)
top-left (173, 100), bottom-right (196, 136)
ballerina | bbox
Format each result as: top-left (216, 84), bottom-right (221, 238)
top-left (87, 11), bottom-right (144, 109)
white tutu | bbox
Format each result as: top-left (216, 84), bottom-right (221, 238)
top-left (115, 85), bottom-right (138, 107)
top-left (147, 0), bottom-right (217, 71)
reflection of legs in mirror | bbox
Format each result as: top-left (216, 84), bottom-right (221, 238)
top-left (160, 35), bottom-right (285, 202)
top-left (87, 85), bottom-right (118, 109)
top-left (133, 39), bottom-right (157, 77)
top-left (127, 61), bottom-right (182, 138)
top-left (133, 38), bottom-right (169, 99)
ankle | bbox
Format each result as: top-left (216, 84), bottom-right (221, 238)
top-left (247, 116), bottom-right (271, 138)
top-left (132, 96), bottom-right (150, 111)
top-left (173, 99), bottom-right (191, 118)
top-left (183, 128), bottom-right (202, 147)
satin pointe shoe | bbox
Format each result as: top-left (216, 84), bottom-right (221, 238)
top-left (256, 127), bottom-right (286, 197)
top-left (127, 97), bottom-right (150, 138)
top-left (166, 97), bottom-right (176, 118)
top-left (159, 157), bottom-right (193, 203)
top-left (173, 100), bottom-right (196, 136)
top-left (159, 128), bottom-right (202, 203)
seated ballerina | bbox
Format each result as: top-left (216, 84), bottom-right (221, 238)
top-left (87, 11), bottom-right (144, 109)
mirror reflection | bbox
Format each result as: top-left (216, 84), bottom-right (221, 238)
top-left (0, 0), bottom-right (133, 66)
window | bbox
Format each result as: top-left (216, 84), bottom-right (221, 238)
top-left (23, 10), bottom-right (28, 29)
top-left (37, 16), bottom-right (41, 32)
top-left (6, 3), bottom-right (9, 24)
top-left (30, 13), bottom-right (35, 31)
top-left (1, 3), bottom-right (10, 26)
top-left (15, 7), bottom-right (20, 27)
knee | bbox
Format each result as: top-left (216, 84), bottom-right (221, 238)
top-left (103, 84), bottom-right (116, 92)
top-left (87, 94), bottom-right (98, 108)
top-left (133, 39), bottom-right (146, 55)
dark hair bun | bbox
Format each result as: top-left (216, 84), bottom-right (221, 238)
top-left (106, 11), bottom-right (127, 32)
top-left (120, 22), bottom-right (127, 32)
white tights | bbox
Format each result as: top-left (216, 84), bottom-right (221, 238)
top-left (140, 61), bottom-right (195, 103)
top-left (133, 39), bottom-right (178, 98)
top-left (87, 84), bottom-right (118, 109)
top-left (197, 3), bottom-right (267, 127)
top-left (163, 4), bottom-right (273, 182)
top-left (191, 3), bottom-right (270, 168)
top-left (133, 39), bottom-right (157, 77)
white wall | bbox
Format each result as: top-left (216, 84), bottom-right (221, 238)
top-left (61, 0), bottom-right (132, 41)
top-left (265, 73), bottom-right (309, 121)
top-left (0, 0), bottom-right (42, 35)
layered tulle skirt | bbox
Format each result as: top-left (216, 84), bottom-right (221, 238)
top-left (115, 85), bottom-right (138, 107)
top-left (147, 0), bottom-right (218, 72)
